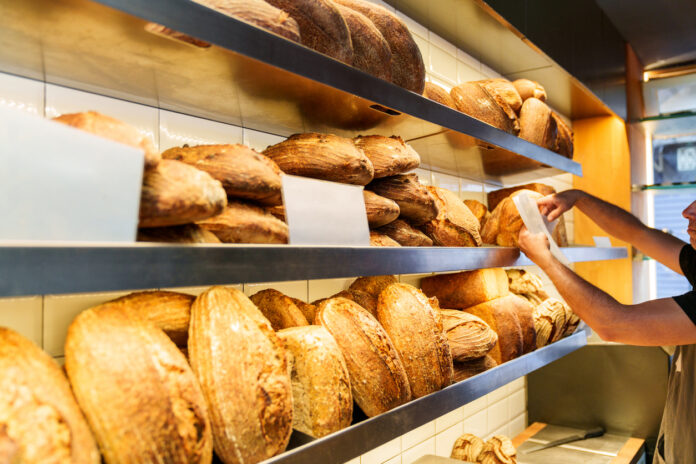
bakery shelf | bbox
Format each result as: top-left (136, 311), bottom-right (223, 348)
top-left (265, 329), bottom-right (588, 464)
top-left (640, 111), bottom-right (696, 138)
top-left (1, 0), bottom-right (580, 185)
top-left (0, 245), bottom-right (627, 297)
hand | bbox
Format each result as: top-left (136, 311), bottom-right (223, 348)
top-left (518, 226), bottom-right (553, 266)
top-left (537, 190), bottom-right (583, 222)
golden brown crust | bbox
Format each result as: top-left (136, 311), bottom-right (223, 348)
top-left (463, 199), bottom-right (490, 229)
top-left (452, 355), bottom-right (497, 383)
top-left (263, 133), bottom-right (374, 185)
top-left (137, 224), bottom-right (222, 244)
top-left (287, 297), bottom-right (318, 324)
top-left (314, 290), bottom-right (379, 319)
top-left (335, 4), bottom-right (391, 80)
top-left (369, 231), bottom-right (401, 246)
top-left (162, 144), bottom-right (283, 205)
top-left (316, 297), bottom-right (411, 417)
top-left (463, 296), bottom-right (524, 364)
top-left (424, 82), bottom-right (457, 109)
top-left (277, 326), bottom-right (353, 437)
top-left (450, 83), bottom-right (518, 135)
top-left (424, 187), bottom-right (482, 247)
top-left (440, 309), bottom-right (498, 362)
top-left (53, 111), bottom-right (160, 169)
top-left (420, 268), bottom-right (509, 309)
top-left (487, 183), bottom-right (556, 212)
top-left (0, 328), bottom-right (100, 464)
top-left (353, 135), bottom-right (421, 178)
top-left (375, 219), bottom-right (433, 246)
top-left (349, 275), bottom-right (398, 298)
top-left (481, 190), bottom-right (542, 247)
top-left (367, 174), bottom-right (439, 225)
top-left (197, 200), bottom-right (289, 244)
top-left (250, 289), bottom-right (310, 330)
top-left (512, 78), bottom-right (547, 102)
top-left (552, 112), bottom-right (574, 159)
top-left (65, 305), bottom-right (213, 464)
top-left (451, 432), bottom-right (485, 461)
top-left (534, 298), bottom-right (568, 345)
top-left (188, 287), bottom-right (292, 463)
top-left (377, 284), bottom-right (454, 398)
top-left (509, 294), bottom-right (536, 354)
top-left (476, 78), bottom-right (523, 113)
top-left (479, 435), bottom-right (517, 464)
top-left (519, 98), bottom-right (558, 150)
top-left (506, 269), bottom-right (544, 294)
top-left (364, 190), bottom-right (400, 228)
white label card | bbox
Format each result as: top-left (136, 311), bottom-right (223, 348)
top-left (513, 191), bottom-right (571, 266)
top-left (282, 175), bottom-right (370, 246)
top-left (593, 236), bottom-right (612, 248)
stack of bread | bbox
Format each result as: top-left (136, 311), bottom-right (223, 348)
top-left (451, 433), bottom-right (517, 463)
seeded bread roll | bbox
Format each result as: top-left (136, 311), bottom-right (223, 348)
top-left (463, 296), bottom-right (524, 364)
top-left (353, 135), bottom-right (421, 178)
top-left (476, 78), bottom-right (523, 113)
top-left (364, 190), bottom-right (400, 228)
top-left (421, 268), bottom-right (509, 309)
top-left (519, 98), bottom-right (558, 151)
top-left (0, 327), bottom-right (100, 464)
top-left (423, 186), bottom-right (482, 247)
top-left (370, 230), bottom-right (401, 246)
top-left (316, 297), bottom-right (411, 416)
top-left (335, 3), bottom-right (391, 80)
top-left (137, 224), bottom-right (221, 244)
top-left (162, 144), bottom-right (283, 205)
top-left (349, 275), bottom-right (398, 298)
top-left (65, 304), bottom-right (213, 464)
top-left (424, 82), bottom-right (457, 109)
top-left (197, 200), bottom-right (289, 244)
top-left (188, 286), bottom-right (292, 463)
top-left (250, 289), bottom-right (310, 330)
top-left (377, 284), bottom-right (453, 398)
top-left (53, 111), bottom-right (160, 169)
top-left (375, 218), bottom-right (433, 246)
top-left (512, 78), bottom-right (547, 102)
top-left (367, 174), bottom-right (439, 225)
top-left (450, 83), bottom-right (518, 135)
top-left (277, 326), bottom-right (353, 437)
top-left (452, 355), bottom-right (498, 382)
top-left (440, 309), bottom-right (498, 362)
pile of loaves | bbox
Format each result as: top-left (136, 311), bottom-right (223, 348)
top-left (451, 433), bottom-right (518, 464)
top-left (0, 269), bottom-right (578, 463)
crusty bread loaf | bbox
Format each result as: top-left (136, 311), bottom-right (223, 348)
top-left (510, 294), bottom-right (536, 354)
top-left (481, 190), bottom-right (543, 247)
top-left (288, 297), bottom-right (318, 324)
top-left (0, 327), bottom-right (100, 464)
top-left (440, 309), bottom-right (498, 362)
top-left (452, 355), bottom-right (497, 383)
top-left (162, 144), bottom-right (283, 205)
top-left (139, 159), bottom-right (227, 228)
top-left (479, 435), bottom-right (517, 464)
top-left (450, 83), bottom-right (518, 135)
top-left (506, 269), bottom-right (544, 294)
top-left (552, 112), bottom-right (574, 159)
top-left (314, 289), bottom-right (379, 318)
top-left (463, 296), bottom-right (524, 364)
top-left (364, 190), bottom-right (400, 227)
top-left (377, 284), bottom-right (453, 398)
top-left (451, 433), bottom-right (485, 461)
top-left (476, 78), bottom-right (523, 113)
top-left (424, 82), bottom-right (457, 109)
top-left (354, 135), bottom-right (421, 178)
top-left (534, 298), bottom-right (567, 346)
top-left (375, 218), bottom-right (433, 246)
top-left (137, 224), bottom-right (221, 243)
top-left (519, 97), bottom-right (558, 151)
top-left (316, 297), bottom-right (411, 416)
top-left (65, 304), bottom-right (213, 464)
top-left (512, 78), bottom-right (547, 102)
top-left (463, 199), bottom-right (490, 229)
top-left (335, 4), bottom-right (391, 80)
top-left (349, 275), bottom-right (397, 298)
top-left (265, 0), bottom-right (353, 64)
top-left (277, 326), bottom-right (352, 437)
top-left (263, 133), bottom-right (374, 185)
top-left (424, 187), bottom-right (482, 247)
top-left (197, 200), bottom-right (289, 244)
top-left (370, 230), bottom-right (401, 246)
top-left (250, 289), bottom-right (310, 330)
top-left (188, 287), bottom-right (292, 463)
top-left (53, 111), bottom-right (159, 169)
top-left (367, 173), bottom-right (438, 225)
top-left (420, 268), bottom-right (509, 309)
top-left (333, 0), bottom-right (425, 93)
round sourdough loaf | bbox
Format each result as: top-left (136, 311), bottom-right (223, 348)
top-left (353, 135), bottom-right (421, 178)
top-left (250, 288), bottom-right (310, 330)
top-left (316, 297), bottom-right (411, 417)
top-left (277, 326), bottom-right (353, 437)
top-left (349, 275), bottom-right (398, 298)
top-left (440, 309), bottom-right (498, 362)
top-left (197, 200), bottom-right (289, 244)
top-left (463, 296), bottom-right (524, 365)
top-left (188, 286), bottom-right (292, 464)
top-left (450, 83), bottom-right (518, 135)
top-left (137, 224), bottom-right (221, 244)
top-left (364, 190), bottom-right (400, 227)
top-left (518, 97), bottom-right (558, 150)
top-left (367, 174), bottom-right (439, 225)
top-left (451, 433), bottom-right (485, 462)
top-left (423, 186), bottom-right (482, 247)
top-left (65, 304), bottom-right (213, 464)
top-left (375, 218), bottom-right (433, 246)
top-left (476, 78), bottom-right (523, 113)
top-left (423, 82), bottom-right (457, 109)
top-left (512, 78), bottom-right (547, 102)
top-left (335, 4), bottom-right (391, 80)
top-left (0, 327), bottom-right (100, 464)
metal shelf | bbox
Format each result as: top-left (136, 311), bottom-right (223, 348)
top-left (0, 0), bottom-right (580, 185)
top-left (265, 330), bottom-right (588, 464)
top-left (0, 245), bottom-right (627, 297)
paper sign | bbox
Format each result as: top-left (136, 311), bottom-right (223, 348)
top-left (0, 106), bottom-right (144, 242)
top-left (593, 236), bottom-right (612, 248)
top-left (282, 175), bottom-right (370, 245)
top-left (513, 191), bottom-right (570, 266)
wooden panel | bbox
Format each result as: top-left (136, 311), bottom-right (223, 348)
top-left (611, 437), bottom-right (646, 464)
top-left (573, 116), bottom-right (633, 304)
top-left (512, 422), bottom-right (547, 448)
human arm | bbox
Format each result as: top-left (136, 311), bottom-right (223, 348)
top-left (518, 227), bottom-right (696, 346)
top-left (539, 189), bottom-right (686, 274)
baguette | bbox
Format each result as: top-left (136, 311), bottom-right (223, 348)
top-left (335, 3), bottom-right (391, 80)
top-left (250, 289), bottom-right (310, 330)
top-left (364, 190), bottom-right (400, 227)
top-left (367, 173), bottom-right (438, 225)
top-left (197, 200), bottom-right (289, 244)
top-left (375, 218), bottom-right (433, 246)
top-left (353, 135), bottom-right (421, 178)
top-left (420, 268), bottom-right (509, 309)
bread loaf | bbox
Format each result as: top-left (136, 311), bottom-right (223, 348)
top-left (506, 269), bottom-right (544, 294)
top-left (265, 0), bottom-right (353, 64)
top-left (452, 355), bottom-right (497, 382)
top-left (137, 224), bottom-right (221, 243)
top-left (512, 78), bottom-right (546, 102)
top-left (367, 174), bottom-right (438, 224)
top-left (534, 298), bottom-right (567, 346)
top-left (287, 297), bottom-right (318, 324)
top-left (0, 327), bottom-right (99, 464)
top-left (188, 286), bottom-right (292, 463)
top-left (162, 144), bottom-right (283, 205)
top-left (250, 289), bottom-right (310, 330)
top-left (440, 309), bottom-right (498, 362)
top-left (423, 186), bottom-right (482, 247)
top-left (450, 83), bottom-right (518, 135)
top-left (377, 284), bottom-right (453, 398)
top-left (463, 296), bottom-right (524, 364)
top-left (139, 159), bottom-right (227, 228)
top-left (364, 190), bottom-right (400, 227)
top-left (333, 0), bottom-right (425, 93)
top-left (263, 133), bottom-right (374, 185)
top-left (349, 275), bottom-right (397, 298)
top-left (424, 82), bottom-right (457, 109)
top-left (335, 4), bottom-right (391, 80)
top-left (477, 78), bottom-right (523, 113)
top-left (481, 190), bottom-right (542, 247)
top-left (53, 111), bottom-right (160, 169)
top-left (375, 218), bottom-right (433, 246)
top-left (316, 297), bottom-right (411, 416)
top-left (354, 135), bottom-right (421, 178)
top-left (65, 304), bottom-right (213, 464)
top-left (370, 230), bottom-right (401, 246)
top-left (420, 268), bottom-right (509, 309)
top-left (314, 290), bottom-right (379, 318)
top-left (277, 326), bottom-right (352, 437)
top-left (463, 199), bottom-right (490, 229)
top-left (478, 435), bottom-right (517, 464)
top-left (451, 433), bottom-right (484, 461)
top-left (519, 97), bottom-right (558, 150)
top-left (552, 112), bottom-right (574, 159)
top-left (510, 294), bottom-right (536, 354)
top-left (197, 200), bottom-right (289, 244)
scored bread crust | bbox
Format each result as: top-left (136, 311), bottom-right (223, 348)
top-left (188, 286), bottom-right (292, 463)
top-left (335, 4), bottom-right (392, 80)
top-left (316, 297), bottom-right (411, 417)
top-left (377, 284), bottom-right (454, 398)
top-left (375, 218), bottom-right (433, 246)
top-left (440, 309), bottom-right (498, 362)
top-left (450, 83), bottom-right (518, 135)
top-left (463, 296), bottom-right (524, 364)
top-left (476, 79), bottom-right (523, 113)
top-left (364, 190), bottom-right (400, 228)
top-left (367, 174), bottom-right (439, 225)
top-left (463, 199), bottom-right (490, 229)
top-left (424, 186), bottom-right (482, 247)
top-left (353, 135), bottom-right (421, 178)
top-left (420, 268), bottom-right (509, 309)
top-left (250, 289), bottom-right (310, 331)
top-left (65, 304), bottom-right (213, 464)
top-left (197, 200), bottom-right (289, 244)
top-left (0, 327), bottom-right (100, 464)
